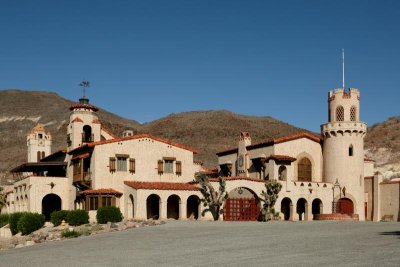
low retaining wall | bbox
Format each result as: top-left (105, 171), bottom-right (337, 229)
top-left (314, 213), bottom-right (359, 221)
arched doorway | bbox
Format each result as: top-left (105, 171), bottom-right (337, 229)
top-left (336, 198), bottom-right (354, 214)
top-left (167, 195), bottom-right (180, 219)
top-left (42, 194), bottom-right (62, 221)
top-left (312, 199), bottom-right (322, 220)
top-left (146, 194), bottom-right (160, 220)
top-left (187, 195), bottom-right (200, 220)
top-left (128, 194), bottom-right (134, 219)
top-left (281, 197), bottom-right (292, 221)
top-left (296, 198), bottom-right (308, 221)
top-left (224, 187), bottom-right (260, 221)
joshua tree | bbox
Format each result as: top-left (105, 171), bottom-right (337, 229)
top-left (260, 180), bottom-right (282, 221)
top-left (195, 173), bottom-right (228, 221)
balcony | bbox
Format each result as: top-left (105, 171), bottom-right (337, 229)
top-left (82, 133), bottom-right (94, 143)
top-left (73, 171), bottom-right (92, 190)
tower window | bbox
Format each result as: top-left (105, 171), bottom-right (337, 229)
top-left (350, 106), bottom-right (357, 121)
top-left (336, 106), bottom-right (344, 122)
top-left (349, 145), bottom-right (354, 157)
top-left (298, 158), bottom-right (312, 182)
top-left (38, 134), bottom-right (43, 139)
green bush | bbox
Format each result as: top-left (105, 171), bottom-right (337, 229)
top-left (17, 213), bottom-right (45, 235)
top-left (0, 214), bottom-right (9, 228)
top-left (9, 212), bottom-right (27, 235)
top-left (67, 210), bottom-right (89, 226)
top-left (96, 206), bottom-right (123, 224)
top-left (51, 210), bottom-right (70, 226)
top-left (61, 229), bottom-right (81, 238)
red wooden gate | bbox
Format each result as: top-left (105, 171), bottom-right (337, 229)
top-left (336, 198), bottom-right (354, 214)
top-left (224, 198), bottom-right (260, 221)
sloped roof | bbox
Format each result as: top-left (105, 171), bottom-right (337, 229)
top-left (69, 133), bottom-right (199, 154)
top-left (80, 188), bottom-right (123, 196)
top-left (124, 181), bottom-right (200, 191)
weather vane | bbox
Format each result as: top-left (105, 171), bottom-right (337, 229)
top-left (79, 80), bottom-right (90, 98)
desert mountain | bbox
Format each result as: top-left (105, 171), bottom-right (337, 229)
top-left (365, 116), bottom-right (400, 178)
top-left (0, 90), bottom-right (399, 182)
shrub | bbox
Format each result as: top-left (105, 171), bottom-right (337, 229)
top-left (9, 212), bottom-right (27, 235)
top-left (0, 214), bottom-right (9, 228)
top-left (17, 213), bottom-right (45, 235)
top-left (61, 229), bottom-right (81, 238)
top-left (67, 210), bottom-right (89, 226)
top-left (96, 206), bottom-right (123, 224)
top-left (51, 210), bottom-right (70, 226)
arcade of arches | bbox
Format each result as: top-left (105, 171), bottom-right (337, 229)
top-left (144, 194), bottom-right (200, 220)
top-left (280, 197), bottom-right (323, 221)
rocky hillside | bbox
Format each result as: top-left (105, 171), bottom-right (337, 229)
top-left (1, 90), bottom-right (398, 183)
top-left (0, 90), bottom-right (306, 182)
top-left (365, 116), bottom-right (400, 179)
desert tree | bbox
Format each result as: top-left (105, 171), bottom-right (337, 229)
top-left (260, 180), bottom-right (282, 221)
top-left (195, 173), bottom-right (228, 221)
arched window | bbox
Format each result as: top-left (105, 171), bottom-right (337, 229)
top-left (37, 151), bottom-right (41, 162)
top-left (278, 166), bottom-right (287, 181)
top-left (349, 145), bottom-right (354, 157)
top-left (350, 106), bottom-right (357, 121)
top-left (82, 125), bottom-right (93, 142)
top-left (41, 151), bottom-right (45, 159)
top-left (298, 158), bottom-right (312, 182)
top-left (336, 106), bottom-right (344, 121)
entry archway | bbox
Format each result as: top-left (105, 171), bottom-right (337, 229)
top-left (187, 195), bottom-right (200, 220)
top-left (281, 197), bottom-right (292, 221)
top-left (296, 198), bottom-right (308, 221)
top-left (167, 195), bottom-right (180, 219)
top-left (224, 187), bottom-right (260, 221)
top-left (337, 198), bottom-right (354, 214)
top-left (146, 194), bottom-right (160, 220)
top-left (312, 198), bottom-right (322, 220)
top-left (42, 194), bottom-right (62, 221)
top-left (128, 194), bottom-right (134, 219)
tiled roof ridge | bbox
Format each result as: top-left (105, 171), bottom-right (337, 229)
top-left (124, 181), bottom-right (200, 191)
top-left (80, 188), bottom-right (122, 195)
top-left (69, 103), bottom-right (99, 112)
top-left (74, 133), bottom-right (199, 153)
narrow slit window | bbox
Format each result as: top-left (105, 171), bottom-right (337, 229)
top-left (349, 145), bottom-right (354, 157)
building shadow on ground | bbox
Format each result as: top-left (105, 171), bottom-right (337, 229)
top-left (379, 231), bottom-right (400, 237)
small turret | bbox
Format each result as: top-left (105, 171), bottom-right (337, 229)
top-left (237, 132), bottom-right (251, 175)
top-left (27, 124), bottom-right (52, 162)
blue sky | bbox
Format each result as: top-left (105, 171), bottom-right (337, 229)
top-left (0, 0), bottom-right (399, 131)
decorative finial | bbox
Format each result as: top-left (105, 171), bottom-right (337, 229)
top-left (79, 80), bottom-right (90, 98)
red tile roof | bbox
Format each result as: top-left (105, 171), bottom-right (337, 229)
top-left (69, 133), bottom-right (199, 154)
top-left (266, 154), bottom-right (296, 162)
top-left (208, 176), bottom-right (267, 183)
top-left (217, 132), bottom-right (321, 156)
top-left (92, 119), bottom-right (101, 124)
top-left (124, 181), bottom-right (200, 191)
top-left (71, 117), bottom-right (84, 123)
top-left (380, 180), bottom-right (400, 185)
top-left (69, 103), bottom-right (99, 112)
top-left (364, 157), bottom-right (375, 162)
top-left (80, 188), bottom-right (122, 196)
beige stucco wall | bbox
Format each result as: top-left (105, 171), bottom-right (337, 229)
top-left (3, 176), bottom-right (70, 214)
top-left (379, 182), bottom-right (400, 221)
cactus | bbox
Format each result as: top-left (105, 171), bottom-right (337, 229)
top-left (195, 174), bottom-right (228, 221)
top-left (260, 180), bottom-right (282, 221)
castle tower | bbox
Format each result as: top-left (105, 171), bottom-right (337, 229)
top-left (237, 132), bottom-right (251, 176)
top-left (67, 97), bottom-right (101, 151)
top-left (27, 124), bottom-right (52, 162)
top-left (321, 88), bottom-right (367, 220)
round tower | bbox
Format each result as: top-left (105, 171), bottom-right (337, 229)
top-left (27, 124), bottom-right (52, 162)
top-left (321, 88), bottom-right (367, 220)
top-left (67, 97), bottom-right (101, 151)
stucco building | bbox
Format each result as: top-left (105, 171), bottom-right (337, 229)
top-left (2, 88), bottom-right (399, 222)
